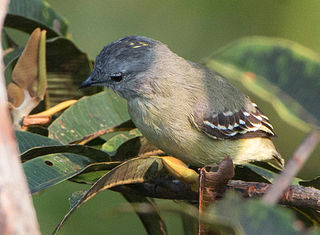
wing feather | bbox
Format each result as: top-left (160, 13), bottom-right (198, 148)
top-left (191, 103), bottom-right (275, 140)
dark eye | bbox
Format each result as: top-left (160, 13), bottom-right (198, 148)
top-left (110, 74), bottom-right (123, 82)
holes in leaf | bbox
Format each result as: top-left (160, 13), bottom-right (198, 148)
top-left (44, 160), bottom-right (53, 166)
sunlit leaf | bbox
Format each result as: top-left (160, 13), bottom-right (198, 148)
top-left (162, 156), bottom-right (199, 185)
top-left (48, 90), bottom-right (130, 144)
top-left (5, 0), bottom-right (68, 37)
top-left (208, 37), bottom-right (320, 130)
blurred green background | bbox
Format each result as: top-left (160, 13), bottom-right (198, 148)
top-left (33, 0), bottom-right (320, 234)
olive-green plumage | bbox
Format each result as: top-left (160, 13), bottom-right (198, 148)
top-left (81, 36), bottom-right (284, 167)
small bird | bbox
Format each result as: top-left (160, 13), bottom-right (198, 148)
top-left (81, 36), bottom-right (284, 167)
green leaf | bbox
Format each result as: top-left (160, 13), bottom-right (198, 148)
top-left (5, 0), bottom-right (68, 37)
top-left (54, 156), bottom-right (165, 234)
top-left (122, 194), bottom-right (168, 235)
top-left (16, 130), bottom-right (116, 193)
top-left (21, 144), bottom-right (112, 163)
top-left (24, 153), bottom-right (94, 194)
top-left (208, 37), bottom-right (320, 130)
top-left (299, 176), bottom-right (320, 190)
top-left (208, 193), bottom-right (300, 235)
top-left (235, 163), bottom-right (301, 185)
top-left (48, 90), bottom-right (130, 144)
top-left (101, 129), bottom-right (142, 156)
top-left (15, 130), bottom-right (61, 154)
top-left (3, 47), bottom-right (22, 68)
top-left (70, 161), bottom-right (121, 184)
top-left (243, 163), bottom-right (279, 183)
top-left (70, 170), bottom-right (110, 185)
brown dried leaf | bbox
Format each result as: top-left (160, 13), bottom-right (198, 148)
top-left (11, 28), bottom-right (41, 97)
top-left (7, 82), bottom-right (24, 107)
top-left (8, 28), bottom-right (47, 128)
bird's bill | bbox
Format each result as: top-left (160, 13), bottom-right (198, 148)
top-left (79, 75), bottom-right (104, 89)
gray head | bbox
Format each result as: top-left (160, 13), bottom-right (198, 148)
top-left (80, 35), bottom-right (173, 99)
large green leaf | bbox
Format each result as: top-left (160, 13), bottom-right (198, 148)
top-left (207, 37), bottom-right (320, 130)
top-left (48, 90), bottom-right (130, 144)
top-left (5, 0), bottom-right (68, 37)
top-left (15, 131), bottom-right (96, 193)
top-left (24, 153), bottom-right (94, 194)
top-left (16, 131), bottom-right (111, 163)
top-left (54, 156), bottom-right (165, 233)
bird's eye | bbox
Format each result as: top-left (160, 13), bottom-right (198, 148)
top-left (110, 74), bottom-right (123, 82)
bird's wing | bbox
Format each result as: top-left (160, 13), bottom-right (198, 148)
top-left (190, 102), bottom-right (275, 140)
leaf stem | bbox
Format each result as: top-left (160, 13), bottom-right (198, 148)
top-left (30, 99), bottom-right (77, 117)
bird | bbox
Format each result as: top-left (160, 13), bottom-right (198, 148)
top-left (80, 35), bottom-right (284, 168)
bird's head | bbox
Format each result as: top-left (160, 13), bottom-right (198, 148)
top-left (80, 36), bottom-right (167, 99)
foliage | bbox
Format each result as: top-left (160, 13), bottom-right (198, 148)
top-left (3, 0), bottom-right (320, 234)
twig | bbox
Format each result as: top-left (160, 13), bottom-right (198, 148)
top-left (263, 131), bottom-right (320, 205)
top-left (22, 115), bottom-right (51, 127)
top-left (111, 180), bottom-right (320, 210)
top-left (0, 1), bottom-right (40, 233)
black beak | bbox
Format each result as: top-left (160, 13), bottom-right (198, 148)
top-left (79, 75), bottom-right (94, 89)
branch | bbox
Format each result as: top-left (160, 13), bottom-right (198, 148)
top-left (0, 1), bottom-right (40, 233)
top-left (111, 180), bottom-right (320, 210)
top-left (263, 131), bottom-right (320, 205)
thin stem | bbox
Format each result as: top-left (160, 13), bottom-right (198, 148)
top-left (263, 131), bottom-right (320, 205)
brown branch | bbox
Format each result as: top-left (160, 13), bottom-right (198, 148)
top-left (111, 180), bottom-right (320, 210)
top-left (263, 131), bottom-right (320, 205)
top-left (0, 1), bottom-right (40, 233)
